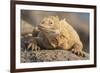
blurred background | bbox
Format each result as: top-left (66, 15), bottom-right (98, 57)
top-left (21, 10), bottom-right (90, 53)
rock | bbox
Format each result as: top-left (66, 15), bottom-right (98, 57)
top-left (21, 49), bottom-right (89, 62)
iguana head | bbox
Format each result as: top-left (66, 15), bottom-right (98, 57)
top-left (38, 16), bottom-right (60, 34)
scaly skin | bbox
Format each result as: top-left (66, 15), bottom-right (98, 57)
top-left (37, 16), bottom-right (85, 57)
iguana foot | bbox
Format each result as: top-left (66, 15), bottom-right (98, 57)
top-left (71, 48), bottom-right (86, 57)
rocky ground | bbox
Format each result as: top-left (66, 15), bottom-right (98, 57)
top-left (21, 49), bottom-right (89, 63)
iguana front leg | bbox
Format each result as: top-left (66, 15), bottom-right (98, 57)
top-left (27, 37), bottom-right (40, 51)
top-left (71, 42), bottom-right (86, 57)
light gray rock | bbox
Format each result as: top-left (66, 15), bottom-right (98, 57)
top-left (21, 49), bottom-right (89, 63)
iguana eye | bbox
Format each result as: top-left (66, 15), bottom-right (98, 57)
top-left (49, 20), bottom-right (54, 25)
top-left (49, 21), bottom-right (52, 24)
top-left (41, 21), bottom-right (45, 24)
